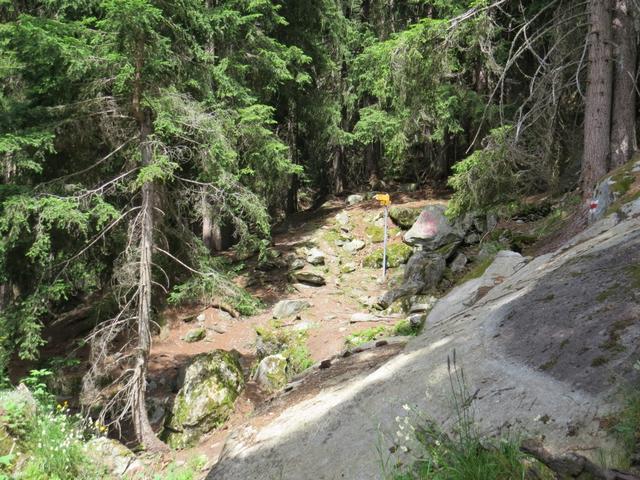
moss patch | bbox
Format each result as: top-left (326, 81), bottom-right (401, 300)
top-left (345, 326), bottom-right (388, 347)
top-left (365, 225), bottom-right (400, 243)
top-left (389, 206), bottom-right (422, 229)
top-left (458, 256), bottom-right (494, 284)
top-left (363, 243), bottom-right (413, 268)
top-left (591, 356), bottom-right (609, 367)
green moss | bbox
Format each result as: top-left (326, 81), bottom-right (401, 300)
top-left (458, 256), bottom-right (494, 284)
top-left (591, 356), bottom-right (609, 367)
top-left (393, 318), bottom-right (422, 336)
top-left (365, 225), bottom-right (400, 243)
top-left (345, 326), bottom-right (388, 347)
top-left (322, 228), bottom-right (342, 244)
top-left (164, 351), bottom-right (244, 449)
top-left (255, 321), bottom-right (313, 376)
top-left (539, 358), bottom-right (557, 371)
top-left (626, 264), bottom-right (640, 289)
top-left (389, 206), bottom-right (422, 229)
top-left (182, 327), bottom-right (206, 343)
top-left (363, 243), bottom-right (413, 268)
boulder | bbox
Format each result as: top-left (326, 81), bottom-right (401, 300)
top-left (343, 239), bottom-right (365, 253)
top-left (335, 212), bottom-right (350, 226)
top-left (388, 206), bottom-right (422, 230)
top-left (183, 327), bottom-right (206, 343)
top-left (403, 205), bottom-right (464, 250)
top-left (292, 271), bottom-right (326, 286)
top-left (306, 248), bottom-right (326, 266)
top-left (407, 313), bottom-right (426, 329)
top-left (254, 354), bottom-right (288, 391)
top-left (289, 258), bottom-right (306, 271)
top-left (164, 350), bottom-right (244, 448)
top-left (450, 253), bottom-right (468, 273)
top-left (378, 252), bottom-right (446, 307)
top-left (273, 299), bottom-right (310, 319)
top-left (340, 263), bottom-right (357, 274)
top-left (347, 194), bottom-right (364, 205)
top-left (86, 437), bottom-right (143, 477)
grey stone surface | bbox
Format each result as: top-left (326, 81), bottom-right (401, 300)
top-left (273, 299), bottom-right (311, 319)
top-left (208, 209), bottom-right (640, 480)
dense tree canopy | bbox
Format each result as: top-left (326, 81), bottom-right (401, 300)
top-left (0, 0), bottom-right (637, 448)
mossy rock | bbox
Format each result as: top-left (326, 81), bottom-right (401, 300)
top-left (365, 225), bottom-right (400, 243)
top-left (363, 243), bottom-right (413, 268)
top-left (255, 354), bottom-right (288, 391)
top-left (389, 207), bottom-right (422, 230)
top-left (163, 350), bottom-right (244, 449)
top-left (183, 327), bottom-right (206, 343)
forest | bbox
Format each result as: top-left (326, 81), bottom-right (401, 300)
top-left (0, 0), bottom-right (639, 478)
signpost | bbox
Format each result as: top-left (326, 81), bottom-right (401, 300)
top-left (374, 193), bottom-right (391, 281)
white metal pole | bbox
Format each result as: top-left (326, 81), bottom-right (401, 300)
top-left (382, 205), bottom-right (388, 281)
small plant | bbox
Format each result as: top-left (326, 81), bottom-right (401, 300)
top-left (383, 352), bottom-right (553, 480)
top-left (256, 322), bottom-right (313, 376)
top-left (0, 373), bottom-right (104, 480)
top-left (154, 455), bottom-right (207, 480)
top-left (393, 319), bottom-right (420, 337)
top-left (346, 326), bottom-right (388, 347)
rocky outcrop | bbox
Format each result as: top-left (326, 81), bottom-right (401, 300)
top-left (208, 199), bottom-right (640, 480)
top-left (378, 252), bottom-right (446, 308)
top-left (164, 350), bottom-right (244, 449)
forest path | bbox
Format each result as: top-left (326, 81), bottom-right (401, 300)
top-left (145, 189), bottom-right (446, 467)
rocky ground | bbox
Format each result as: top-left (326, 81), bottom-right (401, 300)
top-left (206, 175), bottom-right (640, 479)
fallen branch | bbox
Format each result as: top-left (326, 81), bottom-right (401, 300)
top-left (521, 438), bottom-right (640, 480)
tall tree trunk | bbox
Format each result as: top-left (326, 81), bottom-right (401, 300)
top-left (610, 0), bottom-right (637, 169)
top-left (131, 109), bottom-right (166, 452)
top-left (201, 187), bottom-right (214, 253)
top-left (582, 0), bottom-right (614, 194)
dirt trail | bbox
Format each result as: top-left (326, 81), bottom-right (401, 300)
top-left (145, 190), bottom-right (445, 465)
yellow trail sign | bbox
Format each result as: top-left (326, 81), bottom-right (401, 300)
top-left (374, 193), bottom-right (391, 206)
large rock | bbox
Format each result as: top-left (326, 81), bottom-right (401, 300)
top-left (273, 299), bottom-right (310, 319)
top-left (85, 437), bottom-right (143, 477)
top-left (254, 354), bottom-right (288, 391)
top-left (293, 271), bottom-right (326, 286)
top-left (306, 248), bottom-right (326, 266)
top-left (342, 239), bottom-right (365, 254)
top-left (378, 251), bottom-right (446, 307)
top-left (183, 327), bottom-right (206, 343)
top-left (164, 351), bottom-right (244, 448)
top-left (389, 206), bottom-right (422, 229)
top-left (335, 212), bottom-right (350, 226)
top-left (403, 204), bottom-right (463, 250)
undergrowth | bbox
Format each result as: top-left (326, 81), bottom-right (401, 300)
top-left (382, 352), bottom-right (553, 480)
top-left (0, 370), bottom-right (105, 480)
top-left (346, 320), bottom-right (422, 347)
top-left (256, 321), bottom-right (314, 376)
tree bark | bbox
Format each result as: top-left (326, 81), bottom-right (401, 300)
top-left (582, 0), bottom-right (614, 194)
top-left (201, 187), bottom-right (214, 253)
top-left (610, 0), bottom-right (637, 169)
top-left (131, 108), bottom-right (166, 452)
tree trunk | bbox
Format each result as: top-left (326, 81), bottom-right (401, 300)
top-left (610, 0), bottom-right (637, 169)
top-left (131, 108), bottom-right (166, 452)
top-left (201, 187), bottom-right (214, 253)
top-left (582, 0), bottom-right (614, 194)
